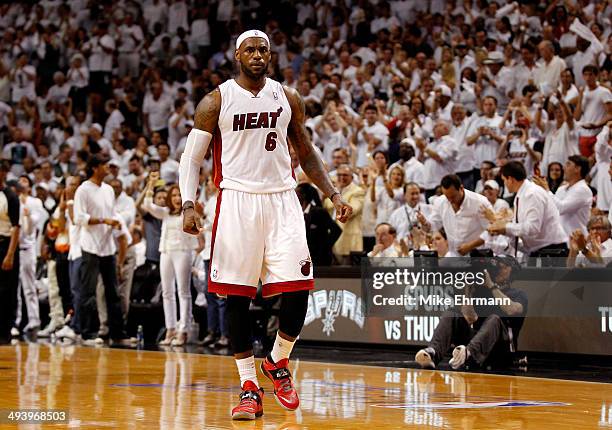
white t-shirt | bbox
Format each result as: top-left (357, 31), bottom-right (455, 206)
top-left (117, 24), bottom-right (144, 52)
top-left (579, 85), bottom-right (612, 137)
top-left (541, 121), bottom-right (579, 176)
top-left (143, 94), bottom-right (172, 132)
top-left (87, 34), bottom-right (115, 72)
top-left (355, 122), bottom-right (390, 167)
top-left (104, 109), bottom-right (125, 141)
top-left (67, 66), bottom-right (89, 88)
top-left (468, 114), bottom-right (503, 168)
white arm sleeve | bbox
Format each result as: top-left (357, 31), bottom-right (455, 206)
top-left (179, 128), bottom-right (212, 204)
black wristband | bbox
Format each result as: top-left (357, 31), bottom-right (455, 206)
top-left (329, 191), bottom-right (340, 201)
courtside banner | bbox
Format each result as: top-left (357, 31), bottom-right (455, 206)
top-left (301, 259), bottom-right (612, 355)
top-left (361, 257), bottom-right (612, 318)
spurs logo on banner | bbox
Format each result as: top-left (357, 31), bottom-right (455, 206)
top-left (304, 289), bottom-right (365, 336)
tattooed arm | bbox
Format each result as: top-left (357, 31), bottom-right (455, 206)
top-left (180, 89), bottom-right (220, 234)
top-left (284, 86), bottom-right (353, 223)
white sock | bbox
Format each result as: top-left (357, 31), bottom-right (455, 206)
top-left (270, 332), bottom-right (296, 363)
top-left (235, 356), bottom-right (259, 388)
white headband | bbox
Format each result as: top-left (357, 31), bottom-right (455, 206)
top-left (236, 30), bottom-right (270, 50)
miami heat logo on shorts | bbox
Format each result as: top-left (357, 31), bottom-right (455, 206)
top-left (299, 258), bottom-right (311, 276)
top-left (211, 268), bottom-right (219, 280)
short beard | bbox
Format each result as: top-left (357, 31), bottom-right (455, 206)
top-left (240, 62), bottom-right (267, 80)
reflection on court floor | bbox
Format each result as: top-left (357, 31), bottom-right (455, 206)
top-left (0, 344), bottom-right (609, 429)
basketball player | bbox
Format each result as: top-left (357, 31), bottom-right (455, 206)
top-left (178, 30), bottom-right (352, 420)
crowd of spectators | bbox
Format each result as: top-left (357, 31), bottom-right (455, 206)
top-left (1, 0), bottom-right (612, 344)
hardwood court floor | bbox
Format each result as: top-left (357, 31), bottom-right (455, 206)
top-left (0, 343), bottom-right (609, 429)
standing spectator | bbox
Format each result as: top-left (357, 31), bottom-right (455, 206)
top-left (426, 174), bottom-right (493, 255)
top-left (296, 183), bottom-right (341, 267)
top-left (158, 142), bottom-right (179, 185)
top-left (53, 143), bottom-right (77, 179)
top-left (0, 161), bottom-right (19, 344)
top-left (483, 179), bottom-right (510, 212)
top-left (538, 91), bottom-right (578, 175)
top-left (9, 53), bottom-right (36, 103)
top-left (323, 164), bottom-right (365, 264)
top-left (84, 22), bottom-right (115, 100)
top-left (314, 101), bottom-right (350, 166)
top-left (513, 43), bottom-right (539, 98)
top-left (370, 164), bottom-right (404, 225)
top-left (66, 54), bottom-right (89, 113)
top-left (2, 128), bottom-right (37, 176)
top-left (535, 155), bottom-right (592, 238)
top-left (417, 120), bottom-right (458, 199)
top-left (117, 13), bottom-right (144, 78)
top-left (110, 178), bottom-right (136, 227)
top-left (53, 175), bottom-right (81, 343)
top-left (489, 161), bottom-right (568, 257)
top-left (104, 100), bottom-right (125, 142)
top-left (478, 51), bottom-right (513, 113)
top-left (467, 96), bottom-right (504, 181)
top-left (168, 0), bottom-right (189, 35)
top-left (574, 65), bottom-right (612, 157)
top-left (143, 82), bottom-right (172, 140)
top-left (497, 118), bottom-right (541, 177)
top-left (73, 153), bottom-right (129, 344)
top-left (351, 104), bottom-right (389, 167)
top-left (15, 175), bottom-right (43, 334)
top-left (535, 40), bottom-right (567, 92)
top-left (389, 141), bottom-right (424, 187)
top-left (450, 104), bottom-right (476, 190)
top-left (196, 176), bottom-right (229, 347)
top-left (142, 177), bottom-right (200, 346)
top-left (168, 99), bottom-right (190, 155)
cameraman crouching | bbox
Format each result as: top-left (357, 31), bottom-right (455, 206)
top-left (415, 256), bottom-right (527, 370)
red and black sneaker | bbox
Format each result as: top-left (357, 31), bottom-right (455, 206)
top-left (260, 355), bottom-right (299, 410)
top-left (231, 381), bottom-right (264, 420)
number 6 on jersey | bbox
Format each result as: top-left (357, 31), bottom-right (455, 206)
top-left (265, 131), bottom-right (277, 151)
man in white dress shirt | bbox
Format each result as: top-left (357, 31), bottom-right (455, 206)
top-left (389, 182), bottom-right (433, 242)
top-left (73, 154), bottom-right (128, 343)
top-left (489, 161), bottom-right (568, 257)
top-left (536, 155), bottom-right (592, 238)
top-left (426, 174), bottom-right (493, 255)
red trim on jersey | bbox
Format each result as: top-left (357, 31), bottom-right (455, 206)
top-left (207, 189), bottom-right (223, 287)
top-left (212, 128), bottom-right (223, 188)
top-left (262, 279), bottom-right (315, 298)
top-left (208, 281), bottom-right (257, 299)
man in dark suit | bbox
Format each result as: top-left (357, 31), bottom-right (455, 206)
top-left (54, 143), bottom-right (77, 179)
top-left (296, 183), bottom-right (342, 266)
top-left (0, 160), bottom-right (20, 344)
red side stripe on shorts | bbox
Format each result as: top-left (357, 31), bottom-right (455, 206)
top-left (212, 128), bottom-right (223, 188)
top-left (207, 189), bottom-right (223, 288)
top-left (262, 279), bottom-right (315, 298)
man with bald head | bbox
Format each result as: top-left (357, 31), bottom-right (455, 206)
top-left (416, 119), bottom-right (459, 199)
top-left (535, 40), bottom-right (567, 91)
top-left (178, 29), bottom-right (352, 420)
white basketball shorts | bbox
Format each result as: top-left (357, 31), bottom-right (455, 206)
top-left (208, 188), bottom-right (314, 298)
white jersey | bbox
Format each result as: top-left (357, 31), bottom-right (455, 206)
top-left (215, 78), bottom-right (295, 193)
